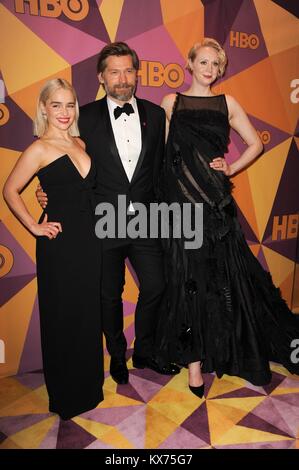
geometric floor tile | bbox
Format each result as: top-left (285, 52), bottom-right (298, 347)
top-left (0, 350), bottom-right (298, 449)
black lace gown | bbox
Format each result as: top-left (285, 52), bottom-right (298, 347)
top-left (36, 155), bottom-right (103, 419)
top-left (156, 93), bottom-right (299, 386)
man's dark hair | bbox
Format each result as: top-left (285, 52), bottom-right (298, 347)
top-left (97, 42), bottom-right (139, 74)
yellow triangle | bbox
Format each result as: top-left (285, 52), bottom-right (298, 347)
top-left (10, 415), bottom-right (57, 449)
top-left (231, 170), bottom-right (259, 240)
top-left (208, 376), bottom-right (246, 399)
top-left (249, 244), bottom-right (261, 258)
top-left (124, 266), bottom-right (139, 303)
top-left (161, 0), bottom-right (203, 23)
top-left (0, 279), bottom-right (37, 378)
top-left (11, 69), bottom-right (71, 120)
top-left (0, 377), bottom-right (32, 409)
top-left (279, 271), bottom-right (295, 307)
top-left (0, 4), bottom-right (69, 96)
top-left (100, 427), bottom-right (135, 449)
top-left (207, 401), bottom-right (239, 444)
top-left (0, 386), bottom-right (49, 417)
top-left (215, 58), bottom-right (292, 133)
top-left (163, 9), bottom-right (204, 61)
top-left (145, 406), bottom-right (178, 449)
top-left (95, 86), bottom-right (106, 101)
top-left (72, 416), bottom-right (113, 439)
top-left (247, 138), bottom-right (291, 240)
top-left (253, 0), bottom-right (299, 56)
top-left (148, 398), bottom-right (202, 426)
top-left (100, 0), bottom-right (124, 42)
top-left (212, 396), bottom-right (265, 414)
top-left (1, 149), bottom-right (43, 262)
top-left (0, 437), bottom-right (22, 449)
top-left (216, 424), bottom-right (293, 446)
top-left (262, 245), bottom-right (295, 287)
top-left (97, 389), bottom-right (142, 408)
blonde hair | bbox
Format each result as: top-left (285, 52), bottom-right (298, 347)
top-left (33, 78), bottom-right (80, 137)
top-left (186, 38), bottom-right (227, 77)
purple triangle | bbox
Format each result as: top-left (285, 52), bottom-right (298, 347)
top-left (0, 274), bottom-right (36, 307)
top-left (116, 381), bottom-right (145, 403)
top-left (257, 247), bottom-right (269, 271)
top-left (294, 120), bottom-right (299, 137)
top-left (126, 258), bottom-right (139, 287)
top-left (216, 440), bottom-right (295, 449)
top-left (128, 26), bottom-right (188, 105)
top-left (203, 0), bottom-right (244, 46)
top-left (56, 419), bottom-right (97, 449)
top-left (272, 393), bottom-right (299, 408)
top-left (272, 0), bottom-right (299, 18)
top-left (85, 439), bottom-right (113, 449)
top-left (18, 295), bottom-right (43, 374)
top-left (80, 405), bottom-right (143, 426)
top-left (123, 300), bottom-right (136, 317)
top-left (129, 367), bottom-right (174, 386)
top-left (0, 413), bottom-right (52, 436)
top-left (235, 203), bottom-right (259, 244)
top-left (38, 417), bottom-right (60, 449)
top-left (262, 139), bottom-right (299, 260)
top-left (16, 371), bottom-right (44, 390)
top-left (222, 0), bottom-right (269, 80)
top-left (72, 54), bottom-right (102, 107)
top-left (262, 371), bottom-right (287, 395)
top-left (129, 374), bottom-right (163, 402)
top-left (181, 401), bottom-right (210, 443)
top-left (3, 1), bottom-right (107, 65)
top-left (215, 386), bottom-right (265, 399)
top-left (251, 396), bottom-right (295, 437)
top-left (0, 97), bottom-right (34, 151)
top-left (0, 222), bottom-right (36, 278)
top-left (116, 405), bottom-right (146, 449)
top-left (249, 115), bottom-right (291, 154)
top-left (49, 1), bottom-right (109, 43)
top-left (238, 411), bottom-right (292, 437)
top-left (271, 396), bottom-right (299, 438)
top-left (158, 426), bottom-right (209, 449)
top-left (116, 0), bottom-right (163, 41)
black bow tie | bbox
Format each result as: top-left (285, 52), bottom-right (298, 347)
top-left (114, 102), bottom-right (134, 120)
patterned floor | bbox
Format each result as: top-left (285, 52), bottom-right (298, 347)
top-left (0, 350), bottom-right (298, 450)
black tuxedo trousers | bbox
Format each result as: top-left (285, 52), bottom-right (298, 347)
top-left (79, 97), bottom-right (166, 359)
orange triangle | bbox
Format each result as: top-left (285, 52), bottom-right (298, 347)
top-left (254, 0), bottom-right (299, 56)
top-left (10, 69), bottom-right (71, 120)
top-left (279, 270), bottom-right (295, 308)
top-left (269, 46), bottom-right (299, 135)
top-left (163, 9), bottom-right (204, 61)
top-left (123, 266), bottom-right (139, 303)
top-left (247, 138), bottom-right (291, 241)
top-left (249, 244), bottom-right (260, 258)
top-left (231, 170), bottom-right (259, 240)
top-left (261, 245), bottom-right (295, 290)
top-left (214, 57), bottom-right (292, 133)
top-left (161, 0), bottom-right (203, 23)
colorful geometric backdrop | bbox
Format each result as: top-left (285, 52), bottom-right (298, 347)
top-left (0, 0), bottom-right (298, 379)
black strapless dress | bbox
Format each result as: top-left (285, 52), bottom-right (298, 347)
top-left (156, 93), bottom-right (299, 386)
top-left (36, 155), bottom-right (103, 419)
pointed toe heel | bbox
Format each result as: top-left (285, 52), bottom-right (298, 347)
top-left (189, 383), bottom-right (205, 398)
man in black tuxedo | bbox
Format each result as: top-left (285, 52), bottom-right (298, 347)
top-left (38, 42), bottom-right (179, 384)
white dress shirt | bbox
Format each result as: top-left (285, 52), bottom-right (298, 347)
top-left (107, 97), bottom-right (142, 213)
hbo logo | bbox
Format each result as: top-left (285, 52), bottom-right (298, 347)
top-left (230, 31), bottom-right (260, 49)
top-left (14, 0), bottom-right (89, 21)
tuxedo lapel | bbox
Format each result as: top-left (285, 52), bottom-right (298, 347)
top-left (131, 98), bottom-right (148, 185)
top-left (99, 97), bottom-right (130, 183)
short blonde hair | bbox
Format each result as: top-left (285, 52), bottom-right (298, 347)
top-left (33, 78), bottom-right (80, 137)
top-left (186, 38), bottom-right (227, 77)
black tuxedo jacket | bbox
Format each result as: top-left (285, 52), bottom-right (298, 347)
top-left (78, 96), bottom-right (165, 208)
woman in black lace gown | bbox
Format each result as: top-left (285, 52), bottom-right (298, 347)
top-left (156, 38), bottom-right (299, 396)
top-left (3, 79), bottom-right (103, 419)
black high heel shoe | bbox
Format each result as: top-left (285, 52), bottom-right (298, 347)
top-left (189, 383), bottom-right (205, 398)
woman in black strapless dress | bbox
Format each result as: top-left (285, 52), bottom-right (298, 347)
top-left (3, 79), bottom-right (103, 420)
top-left (156, 38), bottom-right (299, 397)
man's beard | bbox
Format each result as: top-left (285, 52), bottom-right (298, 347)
top-left (105, 83), bottom-right (135, 101)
